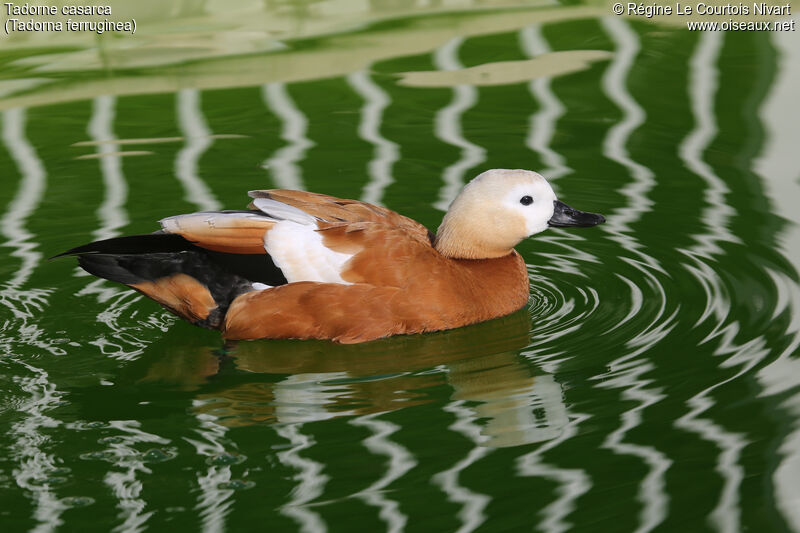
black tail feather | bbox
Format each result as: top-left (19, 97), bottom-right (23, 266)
top-left (56, 233), bottom-right (287, 286)
top-left (77, 254), bottom-right (147, 286)
top-left (52, 233), bottom-right (191, 259)
top-left (56, 233), bottom-right (287, 329)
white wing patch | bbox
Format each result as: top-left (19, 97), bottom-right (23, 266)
top-left (161, 198), bottom-right (352, 284)
top-left (251, 197), bottom-right (317, 225)
top-left (265, 220), bottom-right (354, 284)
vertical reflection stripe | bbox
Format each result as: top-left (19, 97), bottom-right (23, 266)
top-left (674, 30), bottom-right (748, 533)
top-left (275, 423), bottom-right (329, 533)
top-left (1, 108), bottom-right (46, 293)
top-left (351, 414), bottom-right (415, 533)
top-left (754, 28), bottom-right (800, 533)
top-left (261, 83), bottom-right (312, 191)
top-left (599, 15), bottom-right (667, 348)
top-left (186, 410), bottom-right (234, 533)
top-left (594, 17), bottom-right (672, 533)
top-left (433, 37), bottom-right (486, 211)
top-left (176, 89), bottom-right (222, 212)
top-left (11, 363), bottom-right (65, 533)
top-left (679, 32), bottom-right (741, 257)
top-left (1, 109), bottom-right (67, 531)
top-left (105, 420), bottom-right (168, 533)
top-left (516, 412), bottom-right (591, 533)
top-left (519, 25), bottom-right (570, 182)
top-left (88, 95), bottom-right (129, 241)
top-left (599, 366), bottom-right (671, 533)
top-left (599, 18), bottom-right (663, 272)
top-left (78, 96), bottom-right (144, 334)
top-left (678, 30), bottom-right (740, 332)
top-left (347, 70), bottom-right (399, 206)
top-left (432, 401), bottom-right (491, 533)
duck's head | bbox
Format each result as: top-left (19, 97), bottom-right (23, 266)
top-left (434, 169), bottom-right (605, 259)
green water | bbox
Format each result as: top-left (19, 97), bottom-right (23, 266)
top-left (2, 1), bottom-right (800, 531)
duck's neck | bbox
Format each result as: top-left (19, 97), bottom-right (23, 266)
top-left (434, 224), bottom-right (515, 259)
top-left (434, 203), bottom-right (527, 259)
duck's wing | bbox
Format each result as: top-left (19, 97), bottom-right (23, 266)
top-left (159, 191), bottom-right (432, 255)
top-left (247, 189), bottom-right (431, 240)
top-left (159, 190), bottom-right (437, 287)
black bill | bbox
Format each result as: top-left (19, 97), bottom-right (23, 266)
top-left (548, 200), bottom-right (606, 228)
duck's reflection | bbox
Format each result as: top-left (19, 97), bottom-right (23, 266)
top-left (446, 354), bottom-right (567, 448)
top-left (140, 310), bottom-right (568, 447)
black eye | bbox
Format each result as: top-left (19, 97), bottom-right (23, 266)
top-left (520, 196), bottom-right (533, 206)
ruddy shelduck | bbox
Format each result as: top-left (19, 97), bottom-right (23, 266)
top-left (59, 169), bottom-right (604, 343)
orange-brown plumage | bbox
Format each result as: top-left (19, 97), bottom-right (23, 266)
top-left (131, 273), bottom-right (217, 323)
top-left (223, 252), bottom-right (529, 343)
top-left (61, 169), bottom-right (604, 343)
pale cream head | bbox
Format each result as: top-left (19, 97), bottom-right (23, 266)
top-left (434, 169), bottom-right (557, 259)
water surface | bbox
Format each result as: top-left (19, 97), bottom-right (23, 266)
top-left (2, 1), bottom-right (800, 531)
